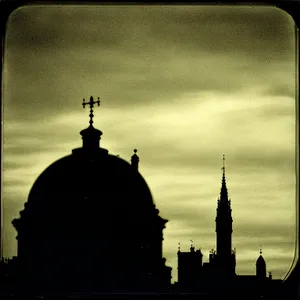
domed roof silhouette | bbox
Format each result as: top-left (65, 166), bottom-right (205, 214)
top-left (13, 97), bottom-right (162, 241)
top-left (23, 149), bottom-right (154, 225)
top-left (12, 97), bottom-right (172, 294)
top-left (11, 97), bottom-right (172, 293)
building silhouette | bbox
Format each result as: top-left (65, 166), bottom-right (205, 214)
top-left (174, 156), bottom-right (283, 296)
top-left (9, 97), bottom-right (172, 295)
top-left (177, 242), bottom-right (203, 289)
top-left (0, 97), bottom-right (287, 297)
top-left (215, 156), bottom-right (236, 278)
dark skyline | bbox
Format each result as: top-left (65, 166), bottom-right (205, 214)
top-left (2, 5), bottom-right (297, 281)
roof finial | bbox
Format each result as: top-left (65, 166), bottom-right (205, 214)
top-left (260, 245), bottom-right (262, 255)
top-left (131, 149), bottom-right (139, 171)
top-left (82, 96), bottom-right (100, 127)
top-left (79, 96), bottom-right (103, 150)
top-left (190, 240), bottom-right (195, 252)
top-left (219, 154), bottom-right (229, 201)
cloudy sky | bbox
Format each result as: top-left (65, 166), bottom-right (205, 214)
top-left (2, 5), bottom-right (297, 282)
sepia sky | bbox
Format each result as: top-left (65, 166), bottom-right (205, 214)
top-left (2, 5), bottom-right (297, 282)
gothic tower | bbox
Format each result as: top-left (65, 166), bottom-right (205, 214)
top-left (215, 155), bottom-right (235, 277)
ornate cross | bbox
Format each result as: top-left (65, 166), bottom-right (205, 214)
top-left (82, 96), bottom-right (100, 126)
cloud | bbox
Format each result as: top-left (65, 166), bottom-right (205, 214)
top-left (7, 6), bottom-right (295, 58)
top-left (3, 5), bottom-right (295, 123)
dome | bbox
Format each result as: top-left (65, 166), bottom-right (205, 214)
top-left (13, 98), bottom-right (163, 241)
top-left (19, 146), bottom-right (155, 229)
top-left (11, 98), bottom-right (172, 294)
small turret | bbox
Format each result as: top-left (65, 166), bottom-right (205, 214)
top-left (131, 149), bottom-right (139, 171)
top-left (256, 246), bottom-right (267, 278)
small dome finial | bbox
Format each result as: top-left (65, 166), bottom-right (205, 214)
top-left (131, 148), bottom-right (139, 171)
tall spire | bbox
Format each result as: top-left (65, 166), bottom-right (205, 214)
top-left (215, 154), bottom-right (234, 275)
top-left (80, 96), bottom-right (102, 150)
top-left (220, 154), bottom-right (228, 201)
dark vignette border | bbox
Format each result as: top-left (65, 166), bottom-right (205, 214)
top-left (0, 0), bottom-right (299, 299)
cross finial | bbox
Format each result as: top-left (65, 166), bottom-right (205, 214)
top-left (82, 96), bottom-right (100, 126)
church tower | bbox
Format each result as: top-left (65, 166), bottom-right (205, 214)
top-left (215, 155), bottom-right (235, 277)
